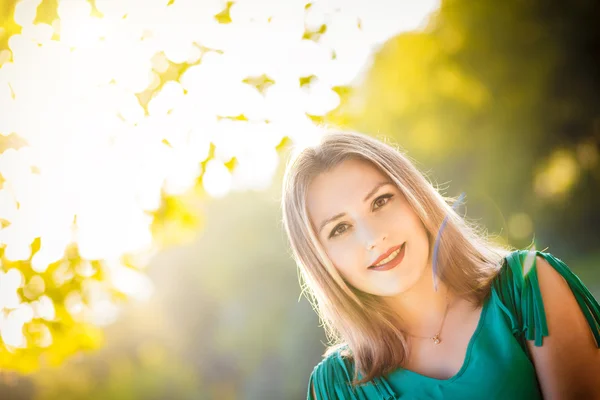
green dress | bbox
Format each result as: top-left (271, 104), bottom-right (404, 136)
top-left (308, 250), bottom-right (600, 399)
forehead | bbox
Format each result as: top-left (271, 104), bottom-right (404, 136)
top-left (306, 158), bottom-right (389, 224)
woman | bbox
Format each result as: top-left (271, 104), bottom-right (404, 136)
top-left (281, 130), bottom-right (600, 399)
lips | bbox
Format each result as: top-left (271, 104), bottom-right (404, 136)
top-left (368, 242), bottom-right (406, 271)
top-left (371, 243), bottom-right (404, 266)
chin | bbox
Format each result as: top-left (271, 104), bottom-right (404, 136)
top-left (372, 288), bottom-right (406, 297)
top-left (373, 282), bottom-right (413, 297)
top-left (372, 264), bottom-right (425, 297)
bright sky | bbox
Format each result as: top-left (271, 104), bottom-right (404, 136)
top-left (0, 0), bottom-right (440, 350)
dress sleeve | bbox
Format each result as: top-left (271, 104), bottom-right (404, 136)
top-left (307, 350), bottom-right (396, 400)
top-left (307, 351), bottom-right (358, 400)
top-left (492, 249), bottom-right (600, 348)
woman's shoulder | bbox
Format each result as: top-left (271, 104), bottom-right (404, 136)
top-left (308, 344), bottom-right (396, 399)
top-left (493, 248), bottom-right (588, 293)
top-left (493, 248), bottom-right (570, 284)
top-left (308, 345), bottom-right (355, 399)
top-left (310, 344), bottom-right (354, 382)
top-left (490, 248), bottom-right (600, 347)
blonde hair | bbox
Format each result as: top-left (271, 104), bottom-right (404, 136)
top-left (281, 130), bottom-right (511, 385)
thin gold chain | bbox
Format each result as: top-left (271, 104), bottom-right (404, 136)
top-left (406, 292), bottom-right (450, 343)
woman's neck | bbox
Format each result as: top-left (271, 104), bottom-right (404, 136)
top-left (383, 266), bottom-right (457, 336)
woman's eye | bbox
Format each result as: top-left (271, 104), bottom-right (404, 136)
top-left (327, 194), bottom-right (393, 239)
top-left (329, 224), bottom-right (348, 238)
top-left (373, 193), bottom-right (393, 209)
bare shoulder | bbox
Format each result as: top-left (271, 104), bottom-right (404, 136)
top-left (527, 255), bottom-right (600, 397)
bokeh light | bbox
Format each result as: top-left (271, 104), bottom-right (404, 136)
top-left (0, 0), bottom-right (440, 370)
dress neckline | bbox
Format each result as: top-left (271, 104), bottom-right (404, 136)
top-left (384, 293), bottom-right (492, 384)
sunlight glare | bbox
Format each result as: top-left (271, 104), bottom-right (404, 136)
top-left (0, 0), bottom-right (442, 356)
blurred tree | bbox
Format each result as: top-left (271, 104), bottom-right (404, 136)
top-left (0, 0), bottom-right (403, 376)
top-left (332, 0), bottom-right (600, 255)
top-left (0, 0), bottom-right (598, 398)
top-left (2, 0), bottom-right (599, 389)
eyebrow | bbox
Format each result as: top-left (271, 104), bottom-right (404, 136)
top-left (317, 181), bottom-right (394, 234)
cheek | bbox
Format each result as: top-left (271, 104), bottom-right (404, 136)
top-left (327, 243), bottom-right (364, 275)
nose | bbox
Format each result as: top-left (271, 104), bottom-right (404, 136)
top-left (358, 219), bottom-right (387, 250)
top-left (368, 236), bottom-right (386, 250)
top-left (366, 230), bottom-right (387, 250)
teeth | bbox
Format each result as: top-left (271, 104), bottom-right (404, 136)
top-left (374, 247), bottom-right (401, 266)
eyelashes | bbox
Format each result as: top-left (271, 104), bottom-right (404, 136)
top-left (328, 193), bottom-right (394, 239)
top-left (373, 193), bottom-right (394, 209)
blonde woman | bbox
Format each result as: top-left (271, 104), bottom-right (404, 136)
top-left (281, 130), bottom-right (600, 399)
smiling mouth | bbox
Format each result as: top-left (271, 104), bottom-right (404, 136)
top-left (368, 242), bottom-right (406, 271)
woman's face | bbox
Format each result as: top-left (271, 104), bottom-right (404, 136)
top-left (307, 158), bottom-right (431, 297)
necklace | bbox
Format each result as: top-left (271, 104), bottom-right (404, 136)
top-left (406, 293), bottom-right (450, 345)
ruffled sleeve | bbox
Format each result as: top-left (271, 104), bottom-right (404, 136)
top-left (307, 348), bottom-right (396, 400)
top-left (491, 249), bottom-right (600, 351)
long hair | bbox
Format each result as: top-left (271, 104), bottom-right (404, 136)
top-left (281, 130), bottom-right (512, 385)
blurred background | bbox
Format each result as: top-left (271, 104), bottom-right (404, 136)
top-left (0, 0), bottom-right (599, 399)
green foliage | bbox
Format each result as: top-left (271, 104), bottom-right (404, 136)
top-left (0, 0), bottom-right (598, 398)
top-left (333, 0), bottom-right (600, 253)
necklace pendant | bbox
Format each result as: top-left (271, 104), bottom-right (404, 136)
top-left (432, 335), bottom-right (441, 344)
